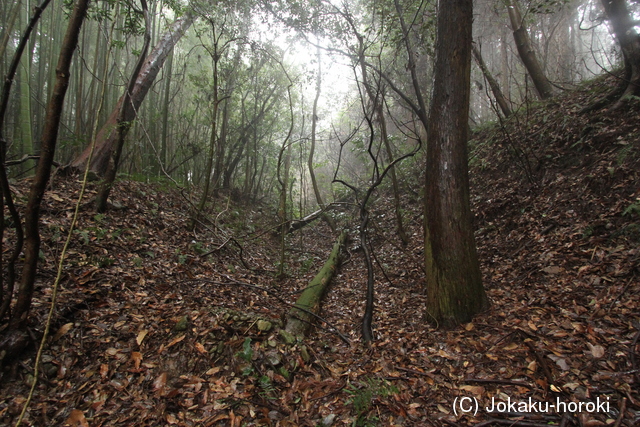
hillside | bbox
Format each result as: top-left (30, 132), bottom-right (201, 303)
top-left (0, 75), bottom-right (638, 426)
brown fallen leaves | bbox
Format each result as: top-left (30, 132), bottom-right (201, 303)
top-left (1, 77), bottom-right (639, 426)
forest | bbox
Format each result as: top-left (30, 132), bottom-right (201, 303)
top-left (0, 0), bottom-right (639, 425)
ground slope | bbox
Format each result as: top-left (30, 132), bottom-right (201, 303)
top-left (0, 75), bottom-right (638, 426)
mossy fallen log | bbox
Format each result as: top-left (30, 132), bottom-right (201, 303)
top-left (285, 231), bottom-right (346, 337)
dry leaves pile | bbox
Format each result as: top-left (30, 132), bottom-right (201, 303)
top-left (0, 76), bottom-right (638, 426)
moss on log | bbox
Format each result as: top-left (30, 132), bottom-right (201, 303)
top-left (285, 231), bottom-right (346, 337)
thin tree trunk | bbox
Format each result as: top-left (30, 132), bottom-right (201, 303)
top-left (95, 0), bottom-right (151, 213)
top-left (0, 0), bottom-right (22, 63)
top-left (277, 78), bottom-right (295, 278)
top-left (190, 68), bottom-right (221, 229)
top-left (0, 0), bottom-right (52, 322)
top-left (424, 0), bottom-right (489, 327)
top-left (18, 1), bottom-right (34, 164)
top-left (472, 43), bottom-right (513, 117)
top-left (211, 46), bottom-right (243, 196)
top-left (507, 0), bottom-right (554, 100)
top-left (159, 50), bottom-right (173, 175)
top-left (378, 102), bottom-right (408, 245)
top-left (11, 0), bottom-right (89, 330)
top-left (308, 46), bottom-right (336, 232)
top-left (356, 42), bottom-right (409, 245)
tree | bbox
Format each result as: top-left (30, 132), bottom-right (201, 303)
top-left (506, 0), bottom-right (554, 100)
top-left (588, 0), bottom-right (640, 110)
top-left (95, 0), bottom-right (151, 213)
top-left (308, 45), bottom-right (336, 232)
top-left (189, 15), bottom-right (237, 228)
top-left (423, 0), bottom-right (489, 327)
top-left (68, 11), bottom-right (195, 176)
top-left (0, 0), bottom-right (52, 326)
top-left (472, 43), bottom-right (513, 117)
top-left (342, 7), bottom-right (410, 245)
top-left (1, 0), bottom-right (89, 358)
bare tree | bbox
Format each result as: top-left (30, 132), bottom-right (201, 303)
top-left (0, 0), bottom-right (52, 325)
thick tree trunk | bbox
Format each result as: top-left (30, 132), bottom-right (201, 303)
top-left (600, 0), bottom-right (640, 109)
top-left (472, 43), bottom-right (513, 117)
top-left (285, 231), bottom-right (346, 337)
top-left (68, 12), bottom-right (194, 175)
top-left (507, 0), bottom-right (554, 100)
top-left (424, 0), bottom-right (489, 328)
top-left (12, 0), bottom-right (89, 331)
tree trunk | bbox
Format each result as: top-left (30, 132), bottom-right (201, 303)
top-left (472, 43), bottom-right (513, 117)
top-left (11, 0), bottom-right (89, 331)
top-left (507, 0), bottom-right (554, 100)
top-left (158, 50), bottom-right (173, 175)
top-left (0, 0), bottom-right (50, 323)
top-left (0, 0), bottom-right (22, 63)
top-left (18, 2), bottom-right (34, 166)
top-left (424, 0), bottom-right (489, 328)
top-left (600, 0), bottom-right (640, 109)
top-left (308, 46), bottom-right (336, 232)
top-left (68, 12), bottom-right (194, 175)
top-left (285, 231), bottom-right (346, 337)
top-left (287, 204), bottom-right (339, 233)
top-left (95, 0), bottom-right (151, 213)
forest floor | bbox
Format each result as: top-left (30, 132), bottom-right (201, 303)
top-left (0, 75), bottom-right (639, 427)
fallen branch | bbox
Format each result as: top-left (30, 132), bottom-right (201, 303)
top-left (464, 377), bottom-right (534, 390)
top-left (286, 202), bottom-right (349, 234)
top-left (525, 341), bottom-right (555, 386)
top-left (4, 154), bottom-right (60, 168)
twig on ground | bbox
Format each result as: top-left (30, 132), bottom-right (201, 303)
top-left (464, 377), bottom-right (534, 390)
top-left (612, 397), bottom-right (627, 427)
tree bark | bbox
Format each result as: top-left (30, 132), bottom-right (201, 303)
top-left (11, 0), bottom-right (89, 330)
top-left (424, 0), bottom-right (489, 328)
top-left (285, 231), bottom-right (346, 337)
top-left (507, 0), bottom-right (554, 100)
top-left (0, 0), bottom-right (51, 324)
top-left (68, 12), bottom-right (194, 175)
top-left (158, 50), bottom-right (173, 174)
top-left (600, 0), bottom-right (640, 109)
top-left (472, 43), bottom-right (513, 117)
top-left (95, 0), bottom-right (151, 213)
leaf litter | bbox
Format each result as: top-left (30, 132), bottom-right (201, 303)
top-left (0, 76), bottom-right (639, 426)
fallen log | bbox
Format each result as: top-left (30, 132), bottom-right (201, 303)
top-left (285, 231), bottom-right (346, 337)
top-left (287, 204), bottom-right (340, 234)
top-left (286, 200), bottom-right (355, 234)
